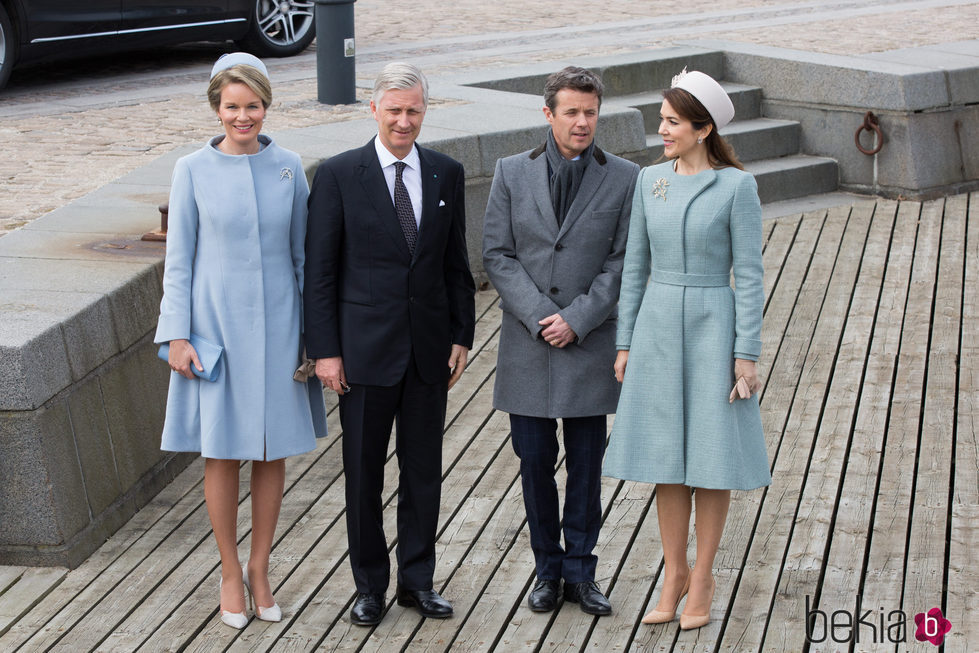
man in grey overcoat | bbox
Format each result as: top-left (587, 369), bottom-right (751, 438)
top-left (482, 66), bottom-right (639, 615)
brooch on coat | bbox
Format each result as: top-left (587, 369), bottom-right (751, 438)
top-left (279, 167), bottom-right (293, 181)
top-left (652, 177), bottom-right (669, 201)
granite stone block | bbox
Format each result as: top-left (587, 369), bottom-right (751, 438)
top-left (99, 342), bottom-right (168, 491)
top-left (464, 176), bottom-right (494, 279)
top-left (0, 256), bottom-right (156, 294)
top-left (895, 111), bottom-right (970, 190)
top-left (25, 198), bottom-right (162, 235)
top-left (0, 411), bottom-right (60, 546)
top-left (956, 106), bottom-right (979, 182)
top-left (761, 102), bottom-right (877, 187)
top-left (460, 46), bottom-right (721, 97)
top-left (477, 124), bottom-right (552, 175)
top-left (0, 228), bottom-right (166, 265)
top-left (67, 377), bottom-right (123, 516)
top-left (745, 156), bottom-right (839, 204)
top-left (862, 48), bottom-right (979, 105)
top-left (594, 108), bottom-right (647, 155)
top-left (689, 39), bottom-right (952, 111)
top-left (596, 52), bottom-right (725, 95)
top-left (0, 289), bottom-right (83, 410)
top-left (106, 264), bottom-right (163, 351)
top-left (417, 131), bottom-right (482, 177)
top-left (0, 400), bottom-right (89, 547)
top-left (61, 294), bottom-right (119, 382)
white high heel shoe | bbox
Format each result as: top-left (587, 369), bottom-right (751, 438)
top-left (218, 576), bottom-right (249, 629)
top-left (243, 571), bottom-right (282, 622)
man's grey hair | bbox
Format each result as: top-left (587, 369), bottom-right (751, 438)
top-left (543, 66), bottom-right (604, 111)
top-left (372, 62), bottom-right (429, 107)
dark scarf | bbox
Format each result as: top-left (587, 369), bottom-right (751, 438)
top-left (546, 129), bottom-right (594, 227)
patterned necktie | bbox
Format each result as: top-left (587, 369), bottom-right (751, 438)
top-left (393, 161), bottom-right (418, 254)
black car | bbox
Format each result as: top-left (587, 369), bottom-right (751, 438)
top-left (0, 1), bottom-right (315, 89)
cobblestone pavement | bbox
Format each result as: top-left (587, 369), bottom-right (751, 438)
top-left (1, 0), bottom-right (977, 236)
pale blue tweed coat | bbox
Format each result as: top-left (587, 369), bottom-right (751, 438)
top-left (603, 162), bottom-right (771, 490)
top-left (155, 135), bottom-right (327, 461)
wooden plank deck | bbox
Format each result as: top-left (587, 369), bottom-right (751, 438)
top-left (1, 194), bottom-right (975, 652)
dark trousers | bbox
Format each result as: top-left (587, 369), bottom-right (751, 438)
top-left (339, 353), bottom-right (447, 594)
top-left (509, 414), bottom-right (606, 584)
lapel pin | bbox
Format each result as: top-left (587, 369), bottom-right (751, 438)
top-left (280, 167), bottom-right (293, 180)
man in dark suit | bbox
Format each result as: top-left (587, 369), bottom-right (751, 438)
top-left (304, 62), bottom-right (476, 626)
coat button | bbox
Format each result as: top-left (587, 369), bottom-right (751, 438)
top-left (554, 243), bottom-right (563, 251)
top-left (550, 287), bottom-right (559, 294)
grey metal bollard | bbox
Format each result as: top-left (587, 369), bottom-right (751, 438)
top-left (313, 0), bottom-right (357, 104)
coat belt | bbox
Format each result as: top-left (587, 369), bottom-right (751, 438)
top-left (650, 269), bottom-right (730, 287)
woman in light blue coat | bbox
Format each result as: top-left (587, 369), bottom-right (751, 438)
top-left (155, 53), bottom-right (326, 629)
top-left (603, 71), bottom-right (771, 631)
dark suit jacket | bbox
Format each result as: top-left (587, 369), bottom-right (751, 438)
top-left (304, 138), bottom-right (476, 387)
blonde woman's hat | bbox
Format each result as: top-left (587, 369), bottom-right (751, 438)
top-left (210, 52), bottom-right (269, 80)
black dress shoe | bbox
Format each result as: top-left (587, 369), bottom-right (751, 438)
top-left (350, 592), bottom-right (385, 625)
top-left (395, 586), bottom-right (453, 618)
top-left (563, 580), bottom-right (612, 616)
top-left (528, 579), bottom-right (561, 612)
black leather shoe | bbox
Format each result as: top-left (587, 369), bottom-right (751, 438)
top-left (350, 592), bottom-right (385, 625)
top-left (563, 580), bottom-right (612, 616)
top-left (395, 586), bottom-right (453, 618)
top-left (528, 578), bottom-right (561, 612)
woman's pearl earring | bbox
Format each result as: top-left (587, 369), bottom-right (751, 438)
top-left (697, 137), bottom-right (704, 144)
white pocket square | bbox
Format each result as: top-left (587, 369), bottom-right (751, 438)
top-left (439, 200), bottom-right (446, 207)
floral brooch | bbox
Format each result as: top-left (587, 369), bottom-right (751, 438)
top-left (652, 177), bottom-right (669, 201)
top-left (279, 167), bottom-right (293, 181)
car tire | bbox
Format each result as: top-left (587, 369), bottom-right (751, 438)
top-left (0, 4), bottom-right (16, 90)
top-left (238, 0), bottom-right (315, 58)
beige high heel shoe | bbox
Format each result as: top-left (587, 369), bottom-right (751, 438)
top-left (243, 570), bottom-right (282, 622)
top-left (679, 576), bottom-right (715, 630)
top-left (642, 572), bottom-right (691, 624)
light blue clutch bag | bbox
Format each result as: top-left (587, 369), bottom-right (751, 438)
top-left (157, 334), bottom-right (224, 382)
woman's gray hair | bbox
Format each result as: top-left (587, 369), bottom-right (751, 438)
top-left (372, 62), bottom-right (429, 106)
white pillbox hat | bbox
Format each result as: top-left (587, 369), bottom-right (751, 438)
top-left (671, 69), bottom-right (735, 129)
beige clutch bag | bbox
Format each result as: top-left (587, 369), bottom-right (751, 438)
top-left (729, 376), bottom-right (751, 403)
top-left (294, 349), bottom-right (316, 382)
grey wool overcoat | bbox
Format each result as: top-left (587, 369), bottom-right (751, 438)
top-left (483, 143), bottom-right (639, 418)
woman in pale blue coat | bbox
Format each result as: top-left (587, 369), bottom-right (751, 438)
top-left (155, 53), bottom-right (326, 629)
top-left (603, 71), bottom-right (771, 631)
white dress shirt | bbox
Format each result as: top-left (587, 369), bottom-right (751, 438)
top-left (374, 137), bottom-right (423, 229)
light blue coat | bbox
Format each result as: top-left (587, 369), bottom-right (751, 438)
top-left (155, 135), bottom-right (327, 461)
top-left (603, 162), bottom-right (771, 490)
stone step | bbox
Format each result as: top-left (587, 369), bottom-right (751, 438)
top-left (467, 48), bottom-right (725, 97)
top-left (745, 154), bottom-right (839, 204)
top-left (611, 82), bottom-right (763, 125)
top-left (643, 117), bottom-right (801, 164)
